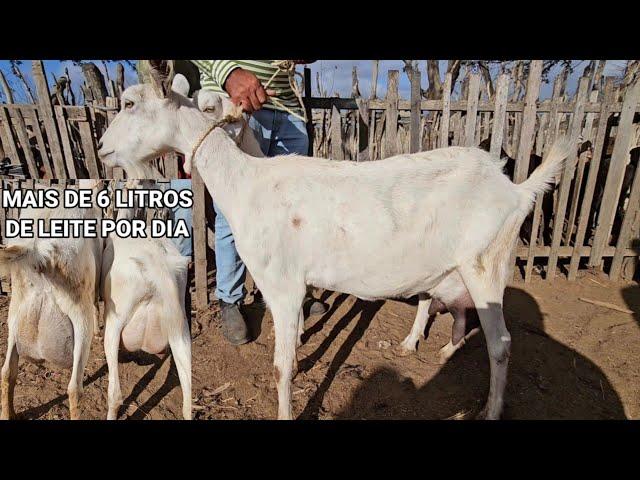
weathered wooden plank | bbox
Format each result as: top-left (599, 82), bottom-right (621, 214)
top-left (490, 74), bottom-right (510, 157)
top-left (547, 77), bottom-right (590, 281)
top-left (516, 245), bottom-right (632, 258)
top-left (0, 72), bottom-right (39, 179)
top-left (192, 167), bottom-right (208, 310)
top-left (32, 61), bottom-right (66, 179)
top-left (0, 107), bottom-right (21, 167)
top-left (514, 60), bottom-right (543, 184)
top-left (464, 74), bottom-right (481, 147)
top-left (53, 105), bottom-right (77, 178)
top-left (355, 97), bottom-right (370, 161)
top-left (306, 97), bottom-right (629, 114)
top-left (78, 119), bottom-right (101, 179)
top-left (610, 156), bottom-right (640, 279)
top-left (565, 150), bottom-right (588, 243)
top-left (409, 69), bottom-right (421, 153)
top-left (10, 110), bottom-right (39, 179)
top-left (511, 63), bottom-right (543, 279)
top-left (384, 70), bottom-right (399, 158)
top-left (31, 110), bottom-right (54, 178)
top-left (330, 104), bottom-right (343, 160)
top-left (589, 79), bottom-right (640, 268)
top-left (439, 73), bottom-right (452, 149)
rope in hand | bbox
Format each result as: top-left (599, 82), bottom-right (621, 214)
top-left (262, 60), bottom-right (308, 123)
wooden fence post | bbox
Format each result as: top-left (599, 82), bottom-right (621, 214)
top-left (589, 79), bottom-right (640, 269)
top-left (32, 61), bottom-right (67, 179)
top-left (384, 70), bottom-right (399, 158)
top-left (546, 76), bottom-right (590, 281)
top-left (567, 78), bottom-right (615, 280)
top-left (192, 167), bottom-right (208, 310)
top-left (410, 68), bottom-right (421, 153)
top-left (514, 60), bottom-right (543, 184)
top-left (490, 74), bottom-right (509, 157)
top-left (464, 73), bottom-right (481, 147)
top-left (0, 73), bottom-right (39, 178)
top-left (610, 156), bottom-right (640, 279)
top-left (509, 61), bottom-right (542, 279)
top-left (439, 73), bottom-right (452, 149)
top-left (330, 104), bottom-right (344, 160)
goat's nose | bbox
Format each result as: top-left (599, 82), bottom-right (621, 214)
top-left (97, 140), bottom-right (103, 150)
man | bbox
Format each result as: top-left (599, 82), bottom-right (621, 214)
top-left (190, 60), bottom-right (326, 345)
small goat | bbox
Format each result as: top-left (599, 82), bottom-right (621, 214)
top-left (0, 181), bottom-right (103, 420)
top-left (100, 181), bottom-right (191, 420)
top-left (98, 64), bottom-right (571, 420)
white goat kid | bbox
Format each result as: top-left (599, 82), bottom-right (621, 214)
top-left (100, 181), bottom-right (191, 420)
top-left (0, 181), bottom-right (103, 420)
top-left (98, 66), bottom-right (570, 420)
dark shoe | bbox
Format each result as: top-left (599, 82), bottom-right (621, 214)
top-left (220, 301), bottom-right (251, 345)
top-left (306, 297), bottom-right (328, 316)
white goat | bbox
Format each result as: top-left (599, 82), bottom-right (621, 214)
top-left (0, 181), bottom-right (103, 420)
top-left (100, 181), bottom-right (191, 420)
top-left (98, 67), bottom-right (571, 420)
top-left (190, 82), bottom-right (265, 158)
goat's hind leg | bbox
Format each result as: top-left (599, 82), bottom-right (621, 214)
top-left (104, 308), bottom-right (125, 420)
top-left (67, 305), bottom-right (95, 420)
top-left (1, 327), bottom-right (19, 420)
top-left (458, 264), bottom-right (511, 420)
top-left (167, 319), bottom-right (192, 420)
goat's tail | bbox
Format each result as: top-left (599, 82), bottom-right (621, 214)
top-left (517, 137), bottom-right (573, 207)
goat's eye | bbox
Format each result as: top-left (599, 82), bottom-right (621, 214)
top-left (203, 107), bottom-right (216, 113)
top-left (124, 100), bottom-right (134, 110)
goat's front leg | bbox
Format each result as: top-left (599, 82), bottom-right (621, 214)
top-left (1, 330), bottom-right (19, 420)
top-left (167, 319), bottom-right (192, 420)
top-left (398, 294), bottom-right (432, 355)
top-left (103, 309), bottom-right (124, 420)
top-left (68, 307), bottom-right (95, 420)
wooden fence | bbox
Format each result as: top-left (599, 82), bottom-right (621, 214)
top-left (1, 61), bottom-right (639, 313)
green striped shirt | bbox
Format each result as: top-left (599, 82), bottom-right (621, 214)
top-left (190, 60), bottom-right (302, 114)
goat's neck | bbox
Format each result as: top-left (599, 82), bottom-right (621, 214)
top-left (191, 127), bottom-right (258, 220)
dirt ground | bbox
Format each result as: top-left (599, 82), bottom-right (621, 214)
top-left (0, 298), bottom-right (185, 420)
top-left (192, 269), bottom-right (640, 420)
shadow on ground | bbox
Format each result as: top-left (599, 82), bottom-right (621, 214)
top-left (330, 287), bottom-right (627, 420)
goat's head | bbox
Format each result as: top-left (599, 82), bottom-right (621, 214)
top-left (98, 61), bottom-right (246, 177)
top-left (98, 61), bottom-right (204, 177)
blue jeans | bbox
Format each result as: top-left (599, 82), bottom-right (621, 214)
top-left (214, 108), bottom-right (309, 304)
top-left (169, 179), bottom-right (194, 257)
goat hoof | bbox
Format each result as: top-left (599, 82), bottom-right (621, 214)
top-left (395, 339), bottom-right (418, 357)
top-left (475, 405), bottom-right (500, 420)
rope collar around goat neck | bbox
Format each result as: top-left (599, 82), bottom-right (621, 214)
top-left (190, 116), bottom-right (242, 161)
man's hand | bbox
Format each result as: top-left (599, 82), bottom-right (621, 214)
top-left (224, 68), bottom-right (275, 114)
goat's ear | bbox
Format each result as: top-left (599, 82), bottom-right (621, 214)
top-left (148, 60), bottom-right (174, 98)
top-left (171, 73), bottom-right (190, 97)
top-left (221, 96), bottom-right (244, 118)
top-left (183, 152), bottom-right (193, 176)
